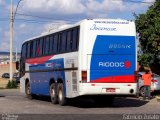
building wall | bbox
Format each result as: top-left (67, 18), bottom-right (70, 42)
top-left (0, 63), bottom-right (16, 77)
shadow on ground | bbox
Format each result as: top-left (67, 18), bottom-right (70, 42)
top-left (31, 95), bottom-right (151, 108)
top-left (68, 97), bottom-right (151, 108)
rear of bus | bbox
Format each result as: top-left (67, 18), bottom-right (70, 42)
top-left (79, 19), bottom-right (137, 96)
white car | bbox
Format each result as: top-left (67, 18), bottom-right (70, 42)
top-left (138, 72), bottom-right (160, 96)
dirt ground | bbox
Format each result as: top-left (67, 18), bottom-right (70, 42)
top-left (0, 78), bottom-right (9, 88)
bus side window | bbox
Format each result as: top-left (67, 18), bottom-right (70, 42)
top-left (30, 41), bottom-right (33, 58)
top-left (33, 40), bottom-right (37, 57)
top-left (58, 33), bottom-right (62, 53)
top-left (67, 30), bottom-right (72, 52)
top-left (21, 43), bottom-right (27, 58)
top-left (45, 36), bottom-right (50, 55)
top-left (36, 39), bottom-right (43, 57)
top-left (36, 39), bottom-right (40, 56)
top-left (49, 35), bottom-right (54, 55)
top-left (27, 42), bottom-right (31, 58)
top-left (40, 38), bottom-right (44, 56)
top-left (76, 27), bottom-right (80, 50)
top-left (43, 37), bottom-right (46, 55)
top-left (72, 27), bottom-right (79, 51)
top-left (53, 34), bottom-right (58, 54)
top-left (61, 31), bottom-right (67, 52)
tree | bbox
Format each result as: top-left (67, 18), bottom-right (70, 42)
top-left (136, 0), bottom-right (160, 65)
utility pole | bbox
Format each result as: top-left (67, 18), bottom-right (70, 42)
top-left (9, 0), bottom-right (23, 81)
top-left (9, 0), bottom-right (13, 81)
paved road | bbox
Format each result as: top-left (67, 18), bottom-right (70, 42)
top-left (0, 89), bottom-right (160, 114)
top-left (0, 89), bottom-right (160, 120)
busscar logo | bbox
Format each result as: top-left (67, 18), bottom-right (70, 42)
top-left (109, 44), bottom-right (131, 49)
top-left (99, 61), bottom-right (131, 68)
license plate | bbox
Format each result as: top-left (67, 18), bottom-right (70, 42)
top-left (106, 88), bottom-right (116, 92)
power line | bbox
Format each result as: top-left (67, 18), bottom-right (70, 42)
top-left (16, 13), bottom-right (79, 22)
top-left (0, 18), bottom-right (70, 24)
top-left (112, 0), bottom-right (155, 4)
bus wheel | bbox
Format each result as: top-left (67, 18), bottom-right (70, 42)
top-left (58, 83), bottom-right (67, 106)
top-left (25, 82), bottom-right (34, 99)
top-left (50, 83), bottom-right (58, 104)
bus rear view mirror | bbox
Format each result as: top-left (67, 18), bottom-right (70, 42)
top-left (16, 61), bottom-right (19, 70)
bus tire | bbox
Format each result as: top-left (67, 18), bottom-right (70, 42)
top-left (58, 83), bottom-right (67, 106)
top-left (140, 87), bottom-right (145, 97)
top-left (25, 82), bottom-right (34, 99)
top-left (50, 83), bottom-right (58, 104)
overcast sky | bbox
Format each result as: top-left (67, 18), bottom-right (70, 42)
top-left (0, 0), bottom-right (155, 52)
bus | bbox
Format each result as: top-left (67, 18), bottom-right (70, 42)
top-left (18, 19), bottom-right (137, 106)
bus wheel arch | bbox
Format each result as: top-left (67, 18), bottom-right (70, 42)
top-left (25, 78), bottom-right (34, 99)
top-left (49, 78), bottom-right (58, 104)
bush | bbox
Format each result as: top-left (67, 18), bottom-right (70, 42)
top-left (6, 80), bottom-right (18, 89)
top-left (138, 53), bottom-right (154, 67)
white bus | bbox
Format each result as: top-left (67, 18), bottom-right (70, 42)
top-left (18, 19), bottom-right (137, 106)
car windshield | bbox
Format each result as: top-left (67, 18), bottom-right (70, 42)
top-left (153, 74), bottom-right (160, 78)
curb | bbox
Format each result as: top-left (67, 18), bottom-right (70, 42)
top-left (156, 96), bottom-right (160, 102)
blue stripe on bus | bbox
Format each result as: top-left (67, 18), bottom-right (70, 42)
top-left (29, 58), bottom-right (66, 96)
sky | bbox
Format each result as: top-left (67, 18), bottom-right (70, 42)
top-left (0, 0), bottom-right (155, 52)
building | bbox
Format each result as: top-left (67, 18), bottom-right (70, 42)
top-left (0, 52), bottom-right (20, 64)
top-left (0, 52), bottom-right (20, 78)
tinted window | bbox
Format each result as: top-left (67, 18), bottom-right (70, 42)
top-left (27, 42), bottom-right (31, 58)
top-left (36, 39), bottom-right (43, 56)
top-left (23, 26), bottom-right (80, 57)
top-left (40, 38), bottom-right (44, 56)
top-left (53, 34), bottom-right (58, 53)
top-left (36, 39), bottom-right (40, 56)
top-left (72, 27), bottom-right (79, 51)
top-left (42, 37), bottom-right (46, 55)
top-left (153, 74), bottom-right (159, 78)
top-left (21, 43), bottom-right (27, 58)
top-left (45, 36), bottom-right (50, 55)
top-left (61, 31), bottom-right (67, 52)
top-left (33, 40), bottom-right (37, 57)
top-left (66, 31), bottom-right (72, 51)
top-left (30, 41), bottom-right (33, 58)
top-left (49, 35), bottom-right (54, 54)
top-left (58, 33), bottom-right (62, 52)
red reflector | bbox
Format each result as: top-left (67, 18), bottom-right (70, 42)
top-left (91, 84), bottom-right (95, 86)
top-left (127, 84), bottom-right (131, 86)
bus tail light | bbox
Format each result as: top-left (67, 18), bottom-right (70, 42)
top-left (82, 71), bottom-right (87, 83)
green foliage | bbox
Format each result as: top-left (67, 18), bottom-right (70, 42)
top-left (6, 80), bottom-right (17, 89)
top-left (138, 53), bottom-right (154, 67)
top-left (136, 0), bottom-right (160, 61)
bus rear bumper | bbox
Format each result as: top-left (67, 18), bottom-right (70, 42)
top-left (79, 83), bottom-right (137, 96)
